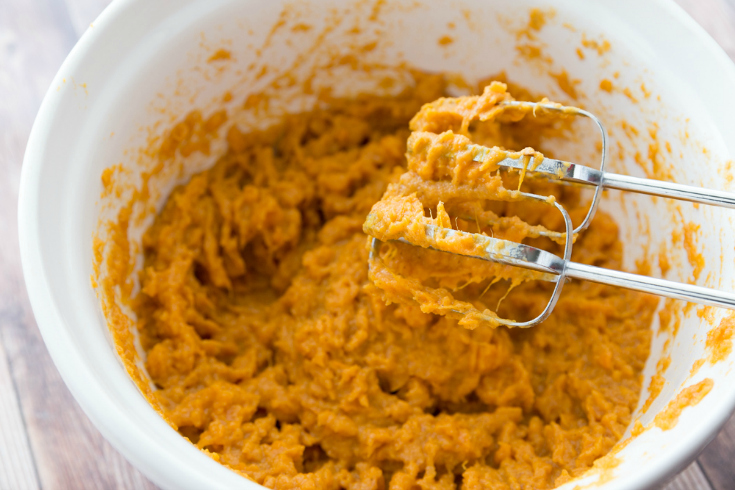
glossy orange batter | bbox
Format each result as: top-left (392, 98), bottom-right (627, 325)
top-left (133, 75), bottom-right (657, 489)
top-left (363, 82), bottom-right (568, 328)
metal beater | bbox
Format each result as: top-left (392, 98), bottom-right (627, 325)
top-left (366, 101), bottom-right (735, 327)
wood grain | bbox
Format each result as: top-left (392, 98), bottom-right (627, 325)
top-left (698, 412), bottom-right (735, 490)
top-left (0, 341), bottom-right (38, 490)
top-left (661, 462), bottom-right (715, 490)
top-left (0, 1), bottom-right (732, 489)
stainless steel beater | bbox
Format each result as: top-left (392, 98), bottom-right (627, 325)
top-left (367, 101), bottom-right (735, 327)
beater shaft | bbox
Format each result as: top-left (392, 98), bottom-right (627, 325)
top-left (470, 148), bottom-right (735, 209)
top-left (602, 173), bottom-right (735, 209)
top-left (383, 224), bottom-right (735, 312)
top-left (566, 262), bottom-right (735, 310)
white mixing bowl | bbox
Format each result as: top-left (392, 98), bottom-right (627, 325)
top-left (18, 0), bottom-right (735, 488)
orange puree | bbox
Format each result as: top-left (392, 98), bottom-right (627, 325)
top-left (131, 75), bottom-right (657, 489)
top-left (653, 378), bottom-right (713, 431)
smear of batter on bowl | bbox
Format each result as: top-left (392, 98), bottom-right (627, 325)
top-left (653, 378), bottom-right (713, 431)
top-left (706, 313), bottom-right (735, 363)
top-left (121, 74), bottom-right (659, 489)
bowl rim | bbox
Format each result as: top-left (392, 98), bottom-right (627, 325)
top-left (17, 0), bottom-right (735, 489)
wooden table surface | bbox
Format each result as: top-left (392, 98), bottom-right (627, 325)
top-left (1, 0), bottom-right (734, 488)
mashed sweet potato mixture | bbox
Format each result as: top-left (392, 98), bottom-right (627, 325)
top-left (363, 82), bottom-right (565, 328)
top-left (133, 74), bottom-right (656, 489)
